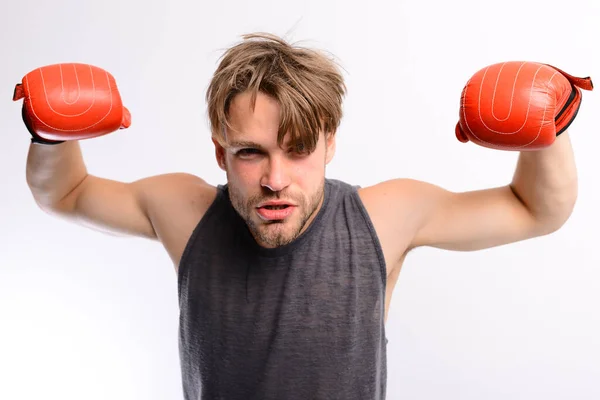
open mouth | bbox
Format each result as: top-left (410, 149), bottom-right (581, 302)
top-left (256, 204), bottom-right (295, 221)
top-left (261, 205), bottom-right (291, 210)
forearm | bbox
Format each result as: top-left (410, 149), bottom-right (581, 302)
top-left (26, 141), bottom-right (89, 209)
top-left (510, 131), bottom-right (578, 229)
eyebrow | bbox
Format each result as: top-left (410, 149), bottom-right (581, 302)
top-left (227, 141), bottom-right (265, 150)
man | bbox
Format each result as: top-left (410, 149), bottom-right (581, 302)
top-left (20, 33), bottom-right (586, 399)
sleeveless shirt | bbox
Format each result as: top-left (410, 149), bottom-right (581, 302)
top-left (177, 178), bottom-right (388, 400)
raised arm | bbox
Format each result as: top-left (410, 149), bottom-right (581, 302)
top-left (362, 61), bottom-right (591, 263)
top-left (27, 140), bottom-right (168, 239)
top-left (408, 131), bottom-right (577, 251)
top-left (18, 63), bottom-right (212, 243)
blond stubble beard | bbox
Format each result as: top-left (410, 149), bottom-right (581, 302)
top-left (228, 181), bottom-right (325, 248)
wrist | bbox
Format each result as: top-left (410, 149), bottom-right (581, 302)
top-left (30, 136), bottom-right (65, 145)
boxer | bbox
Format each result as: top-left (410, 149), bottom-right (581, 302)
top-left (15, 34), bottom-right (592, 400)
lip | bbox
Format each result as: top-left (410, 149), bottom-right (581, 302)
top-left (255, 202), bottom-right (296, 221)
top-left (256, 200), bottom-right (296, 208)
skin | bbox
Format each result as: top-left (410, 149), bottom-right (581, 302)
top-left (26, 91), bottom-right (578, 324)
top-left (214, 92), bottom-right (335, 248)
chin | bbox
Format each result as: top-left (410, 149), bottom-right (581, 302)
top-left (253, 218), bottom-right (303, 248)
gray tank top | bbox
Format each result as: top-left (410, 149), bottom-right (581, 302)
top-left (177, 178), bottom-right (388, 400)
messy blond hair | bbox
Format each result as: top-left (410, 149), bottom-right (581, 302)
top-left (206, 33), bottom-right (346, 153)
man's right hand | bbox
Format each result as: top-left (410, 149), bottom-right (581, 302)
top-left (14, 63), bottom-right (131, 144)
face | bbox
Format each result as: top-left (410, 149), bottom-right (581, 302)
top-left (213, 91), bottom-right (336, 248)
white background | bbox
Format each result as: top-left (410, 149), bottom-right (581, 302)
top-left (1, 0), bottom-right (599, 399)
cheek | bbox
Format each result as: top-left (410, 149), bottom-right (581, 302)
top-left (227, 157), bottom-right (260, 185)
top-left (294, 156), bottom-right (325, 184)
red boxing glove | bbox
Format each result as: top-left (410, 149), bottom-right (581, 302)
top-left (13, 63), bottom-right (131, 145)
top-left (455, 61), bottom-right (593, 151)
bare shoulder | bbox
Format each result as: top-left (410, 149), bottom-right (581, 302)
top-left (358, 178), bottom-right (446, 215)
top-left (135, 172), bottom-right (217, 206)
top-left (136, 172), bottom-right (218, 267)
top-left (357, 178), bottom-right (442, 272)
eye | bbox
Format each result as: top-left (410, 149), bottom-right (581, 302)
top-left (236, 148), bottom-right (263, 158)
top-left (288, 147), bottom-right (309, 157)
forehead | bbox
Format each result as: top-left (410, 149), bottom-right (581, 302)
top-left (225, 91), bottom-right (283, 145)
top-left (224, 91), bottom-right (320, 152)
top-left (228, 92), bottom-right (280, 129)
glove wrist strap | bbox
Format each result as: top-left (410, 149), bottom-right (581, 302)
top-left (30, 136), bottom-right (65, 145)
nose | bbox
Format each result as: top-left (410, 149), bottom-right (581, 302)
top-left (261, 156), bottom-right (291, 192)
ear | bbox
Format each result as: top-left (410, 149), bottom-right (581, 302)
top-left (212, 137), bottom-right (227, 171)
top-left (324, 132), bottom-right (336, 164)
